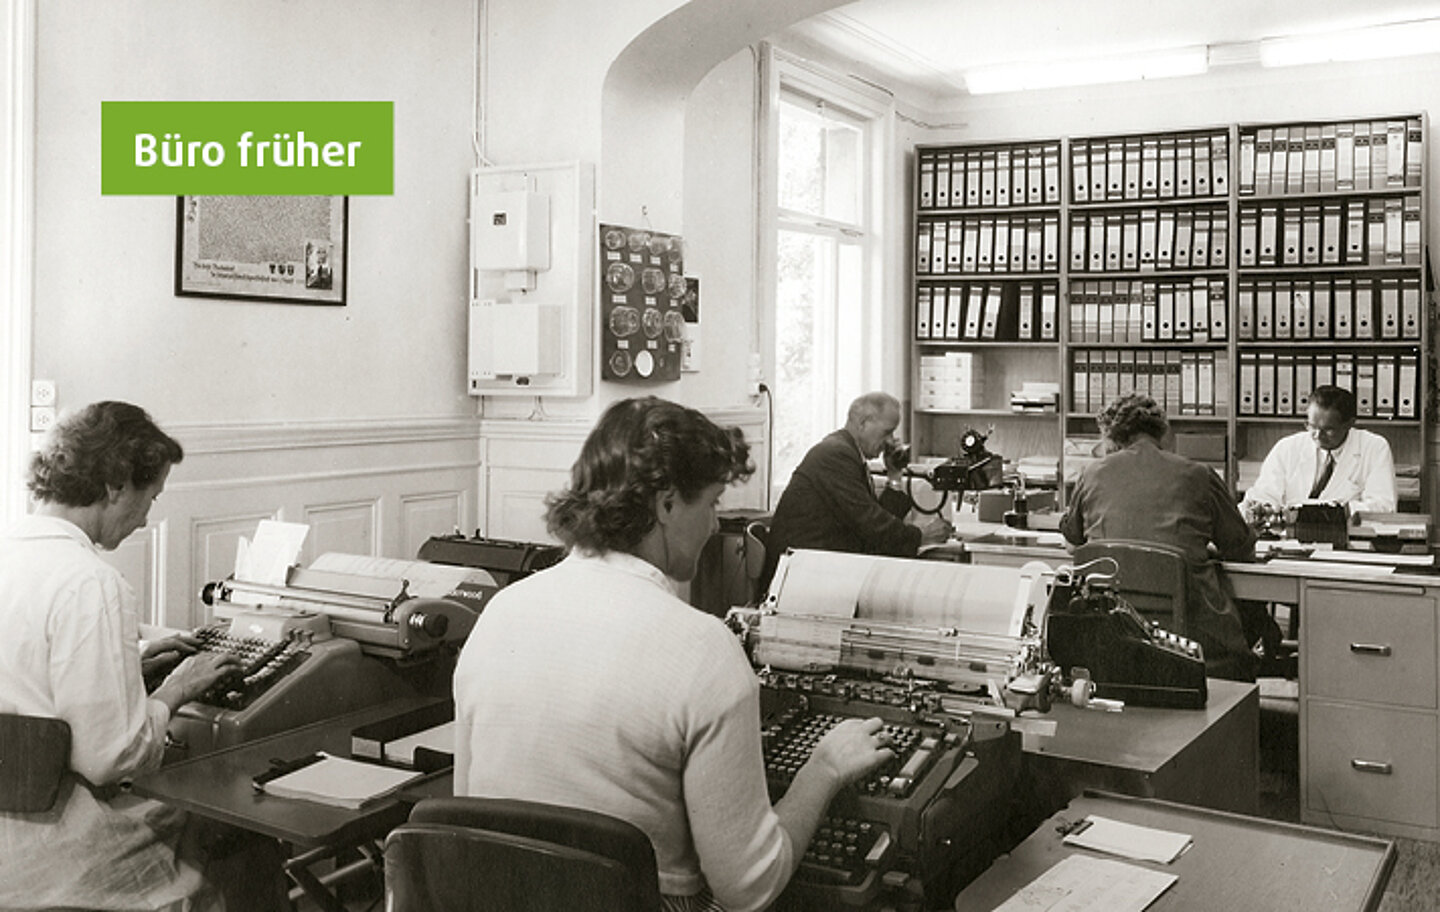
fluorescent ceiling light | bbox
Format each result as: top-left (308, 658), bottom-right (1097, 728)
top-left (964, 46), bottom-right (1208, 95)
top-left (1260, 18), bottom-right (1440, 68)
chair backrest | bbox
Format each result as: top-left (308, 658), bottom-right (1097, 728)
top-left (0, 713), bottom-right (71, 813)
top-left (1071, 539), bottom-right (1189, 635)
top-left (384, 797), bottom-right (663, 912)
top-left (743, 520), bottom-right (769, 605)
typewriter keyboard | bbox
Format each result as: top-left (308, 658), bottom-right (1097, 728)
top-left (191, 625), bottom-right (307, 710)
top-left (797, 814), bottom-right (892, 886)
top-left (762, 710), bottom-right (941, 799)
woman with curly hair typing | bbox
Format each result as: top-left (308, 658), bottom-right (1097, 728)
top-left (454, 397), bottom-right (894, 912)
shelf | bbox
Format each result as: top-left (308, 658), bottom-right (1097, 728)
top-left (1069, 196), bottom-right (1227, 210)
top-left (917, 408), bottom-right (1060, 418)
top-left (1236, 416), bottom-right (1420, 426)
top-left (917, 340), bottom-right (1057, 349)
top-left (918, 204), bottom-right (1061, 217)
top-left (1070, 269), bottom-right (1230, 279)
top-left (1067, 341), bottom-right (1229, 350)
top-left (1239, 187), bottom-right (1421, 202)
top-left (1236, 264), bottom-right (1421, 275)
top-left (1236, 339), bottom-right (1422, 347)
top-left (910, 114), bottom-right (1428, 509)
top-left (916, 273), bottom-right (1060, 281)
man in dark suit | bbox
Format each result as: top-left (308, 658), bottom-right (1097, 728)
top-left (759, 392), bottom-right (951, 592)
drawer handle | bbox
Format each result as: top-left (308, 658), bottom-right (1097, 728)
top-left (1351, 759), bottom-right (1393, 775)
top-left (1349, 643), bottom-right (1393, 656)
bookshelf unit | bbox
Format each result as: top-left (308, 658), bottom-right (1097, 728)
top-left (1233, 116), bottom-right (1427, 509)
top-left (910, 114), bottom-right (1427, 508)
top-left (912, 140), bottom-right (1064, 483)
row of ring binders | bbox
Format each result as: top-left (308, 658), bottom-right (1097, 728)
top-left (1237, 350), bottom-right (1421, 419)
top-left (1069, 206), bottom-right (1228, 273)
top-left (1236, 275), bottom-right (1422, 342)
top-left (1239, 119), bottom-right (1422, 196)
top-left (1068, 278), bottom-right (1227, 344)
top-left (1071, 131), bottom-right (1229, 203)
top-left (1236, 196), bottom-right (1421, 268)
top-left (1070, 349), bottom-right (1227, 417)
top-left (915, 214), bottom-right (1060, 275)
top-left (914, 280), bottom-right (1058, 342)
top-left (916, 142), bottom-right (1062, 210)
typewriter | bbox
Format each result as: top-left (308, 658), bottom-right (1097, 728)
top-left (730, 549), bottom-right (1044, 910)
top-left (166, 553), bottom-right (497, 760)
top-left (1043, 559), bottom-right (1207, 709)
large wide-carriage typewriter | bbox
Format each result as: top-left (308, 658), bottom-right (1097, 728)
top-left (729, 549), bottom-right (1055, 911)
top-left (166, 553), bottom-right (497, 760)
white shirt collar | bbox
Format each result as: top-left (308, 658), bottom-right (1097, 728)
top-left (3, 513), bottom-right (98, 552)
top-left (567, 548), bottom-right (679, 597)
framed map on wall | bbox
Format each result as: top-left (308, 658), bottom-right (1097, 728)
top-left (175, 195), bottom-right (348, 305)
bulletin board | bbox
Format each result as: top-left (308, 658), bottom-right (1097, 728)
top-left (599, 223), bottom-right (686, 382)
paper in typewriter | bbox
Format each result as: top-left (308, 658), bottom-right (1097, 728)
top-left (309, 552), bottom-right (497, 594)
top-left (769, 549), bottom-right (1041, 636)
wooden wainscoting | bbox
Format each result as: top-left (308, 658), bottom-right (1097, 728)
top-left (105, 416), bottom-right (482, 630)
top-left (479, 404), bottom-right (770, 543)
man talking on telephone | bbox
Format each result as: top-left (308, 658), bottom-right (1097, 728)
top-left (758, 392), bottom-right (952, 592)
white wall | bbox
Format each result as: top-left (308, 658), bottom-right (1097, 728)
top-left (27, 0), bottom-right (484, 625)
top-left (32, 0), bottom-right (477, 425)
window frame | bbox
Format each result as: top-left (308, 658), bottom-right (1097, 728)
top-left (756, 43), bottom-right (904, 500)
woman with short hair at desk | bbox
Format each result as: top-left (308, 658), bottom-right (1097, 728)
top-left (1060, 393), bottom-right (1258, 681)
top-left (0, 401), bottom-right (275, 912)
top-left (453, 396), bottom-right (895, 912)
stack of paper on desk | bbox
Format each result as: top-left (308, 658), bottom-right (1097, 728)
top-left (260, 753), bottom-right (421, 809)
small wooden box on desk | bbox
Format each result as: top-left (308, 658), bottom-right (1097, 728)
top-left (1016, 679), bottom-right (1259, 821)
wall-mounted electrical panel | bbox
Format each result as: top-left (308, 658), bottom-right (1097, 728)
top-left (468, 162), bottom-right (594, 397)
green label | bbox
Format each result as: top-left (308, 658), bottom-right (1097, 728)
top-left (101, 101), bottom-right (393, 194)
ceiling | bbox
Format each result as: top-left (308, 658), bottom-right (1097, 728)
top-left (780, 0), bottom-right (1440, 105)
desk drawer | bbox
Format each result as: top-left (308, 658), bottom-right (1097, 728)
top-left (1304, 585), bottom-right (1437, 709)
top-left (1305, 700), bottom-right (1438, 829)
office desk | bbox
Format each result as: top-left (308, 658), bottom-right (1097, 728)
top-left (954, 791), bottom-right (1395, 912)
top-left (1020, 679), bottom-right (1258, 817)
top-left (945, 532), bottom-right (1440, 842)
top-left (133, 696), bottom-right (452, 912)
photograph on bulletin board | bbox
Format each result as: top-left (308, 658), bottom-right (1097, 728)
top-left (599, 223), bottom-right (686, 382)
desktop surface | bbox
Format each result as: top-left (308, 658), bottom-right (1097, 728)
top-left (954, 791), bottom-right (1394, 912)
top-left (132, 695), bottom-right (450, 848)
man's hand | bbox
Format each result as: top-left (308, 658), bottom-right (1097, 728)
top-left (913, 511), bottom-right (953, 545)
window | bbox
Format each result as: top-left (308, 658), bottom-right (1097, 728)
top-left (763, 53), bottom-right (890, 499)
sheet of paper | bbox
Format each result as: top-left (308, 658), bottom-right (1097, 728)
top-left (771, 549), bottom-right (1045, 636)
top-left (1311, 549), bottom-right (1435, 567)
top-left (1062, 815), bottom-right (1192, 863)
top-left (310, 552), bottom-right (497, 594)
top-left (993, 854), bottom-right (1177, 912)
top-left (261, 752), bottom-right (421, 809)
top-left (1267, 558), bottom-right (1394, 577)
top-left (235, 520), bottom-right (310, 585)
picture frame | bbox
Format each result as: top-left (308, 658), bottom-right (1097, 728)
top-left (175, 195), bottom-right (348, 305)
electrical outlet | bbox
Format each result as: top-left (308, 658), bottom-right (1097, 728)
top-left (30, 406), bottom-right (56, 432)
top-left (30, 379), bottom-right (56, 407)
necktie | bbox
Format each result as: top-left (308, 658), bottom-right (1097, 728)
top-left (1309, 450), bottom-right (1335, 499)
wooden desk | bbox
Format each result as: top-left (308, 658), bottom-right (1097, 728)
top-left (1018, 679), bottom-right (1259, 819)
top-left (955, 791), bottom-right (1395, 912)
top-left (133, 696), bottom-right (452, 912)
